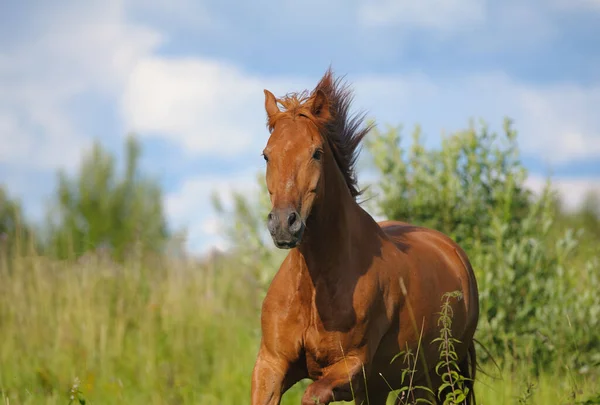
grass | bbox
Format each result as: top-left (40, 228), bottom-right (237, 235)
top-left (1, 253), bottom-right (598, 405)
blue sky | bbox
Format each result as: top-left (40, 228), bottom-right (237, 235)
top-left (1, 0), bottom-right (599, 254)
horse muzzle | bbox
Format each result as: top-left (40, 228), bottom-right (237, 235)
top-left (267, 207), bottom-right (305, 249)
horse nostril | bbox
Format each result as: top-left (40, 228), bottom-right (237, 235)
top-left (268, 212), bottom-right (275, 221)
top-left (288, 212), bottom-right (297, 227)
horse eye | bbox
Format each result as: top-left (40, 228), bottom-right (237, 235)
top-left (313, 150), bottom-right (323, 161)
top-left (262, 153), bottom-right (269, 162)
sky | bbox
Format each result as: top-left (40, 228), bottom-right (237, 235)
top-left (1, 0), bottom-right (599, 254)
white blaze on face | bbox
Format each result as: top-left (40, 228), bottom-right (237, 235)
top-left (285, 178), bottom-right (295, 193)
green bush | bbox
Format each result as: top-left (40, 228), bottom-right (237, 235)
top-left (365, 118), bottom-right (600, 373)
top-left (0, 188), bottom-right (36, 263)
top-left (45, 136), bottom-right (170, 262)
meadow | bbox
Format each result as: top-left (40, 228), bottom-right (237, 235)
top-left (0, 252), bottom-right (598, 405)
top-left (1, 120), bottom-right (599, 404)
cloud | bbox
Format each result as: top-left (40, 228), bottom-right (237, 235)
top-left (551, 0), bottom-right (600, 11)
top-left (0, 112), bottom-right (30, 163)
top-left (0, 0), bottom-right (162, 171)
top-left (126, 0), bottom-right (218, 30)
top-left (121, 56), bottom-right (316, 158)
top-left (122, 58), bottom-right (264, 157)
top-left (525, 174), bottom-right (600, 211)
top-left (358, 0), bottom-right (486, 32)
top-left (121, 56), bottom-right (317, 158)
top-left (517, 85), bottom-right (600, 162)
top-left (165, 170), bottom-right (262, 253)
top-left (351, 71), bottom-right (600, 164)
top-left (356, 0), bottom-right (560, 56)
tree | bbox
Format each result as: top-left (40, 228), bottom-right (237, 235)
top-left (574, 190), bottom-right (600, 239)
top-left (46, 135), bottom-right (170, 262)
top-left (0, 187), bottom-right (35, 260)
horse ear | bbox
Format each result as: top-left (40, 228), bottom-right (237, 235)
top-left (264, 89), bottom-right (280, 119)
top-left (311, 89), bottom-right (330, 121)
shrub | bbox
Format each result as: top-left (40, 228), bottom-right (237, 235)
top-left (365, 118), bottom-right (600, 373)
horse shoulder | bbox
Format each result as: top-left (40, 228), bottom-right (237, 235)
top-left (260, 253), bottom-right (309, 361)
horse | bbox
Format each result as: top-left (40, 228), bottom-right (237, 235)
top-left (250, 69), bottom-right (479, 405)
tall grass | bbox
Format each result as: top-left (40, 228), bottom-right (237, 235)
top-left (0, 253), bottom-right (259, 405)
top-left (1, 251), bottom-right (598, 404)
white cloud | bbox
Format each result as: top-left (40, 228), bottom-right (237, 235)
top-left (122, 58), bottom-right (263, 156)
top-left (0, 0), bottom-right (162, 171)
top-left (517, 85), bottom-right (600, 162)
top-left (0, 113), bottom-right (30, 162)
top-left (126, 0), bottom-right (218, 29)
top-left (165, 171), bottom-right (263, 253)
top-left (202, 217), bottom-right (222, 237)
top-left (358, 0), bottom-right (486, 31)
top-left (121, 57), bottom-right (312, 157)
top-left (525, 174), bottom-right (600, 211)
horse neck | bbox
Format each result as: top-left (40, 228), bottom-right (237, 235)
top-left (297, 148), bottom-right (363, 277)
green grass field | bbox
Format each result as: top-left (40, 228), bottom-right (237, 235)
top-left (1, 253), bottom-right (598, 405)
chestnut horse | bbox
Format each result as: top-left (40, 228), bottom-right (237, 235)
top-left (251, 69), bottom-right (479, 405)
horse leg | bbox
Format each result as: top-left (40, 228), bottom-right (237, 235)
top-left (300, 356), bottom-right (368, 405)
top-left (251, 345), bottom-right (293, 405)
top-left (457, 341), bottom-right (477, 405)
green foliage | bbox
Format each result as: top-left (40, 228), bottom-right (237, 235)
top-left (385, 344), bottom-right (435, 404)
top-left (365, 118), bottom-right (531, 253)
top-left (0, 187), bottom-right (36, 260)
top-left (517, 382), bottom-right (536, 404)
top-left (432, 291), bottom-right (470, 405)
top-left (551, 189), bottom-right (600, 263)
top-left (68, 377), bottom-right (86, 405)
top-left (575, 393), bottom-right (600, 405)
top-left (365, 119), bottom-right (600, 373)
top-left (46, 136), bottom-right (169, 262)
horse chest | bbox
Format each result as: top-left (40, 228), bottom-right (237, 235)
top-left (302, 286), bottom-right (368, 377)
top-left (303, 325), bottom-right (353, 377)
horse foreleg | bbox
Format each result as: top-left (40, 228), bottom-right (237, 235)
top-left (251, 345), bottom-right (292, 405)
top-left (301, 355), bottom-right (368, 405)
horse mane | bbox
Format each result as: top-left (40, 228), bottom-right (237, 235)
top-left (268, 68), bottom-right (373, 199)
